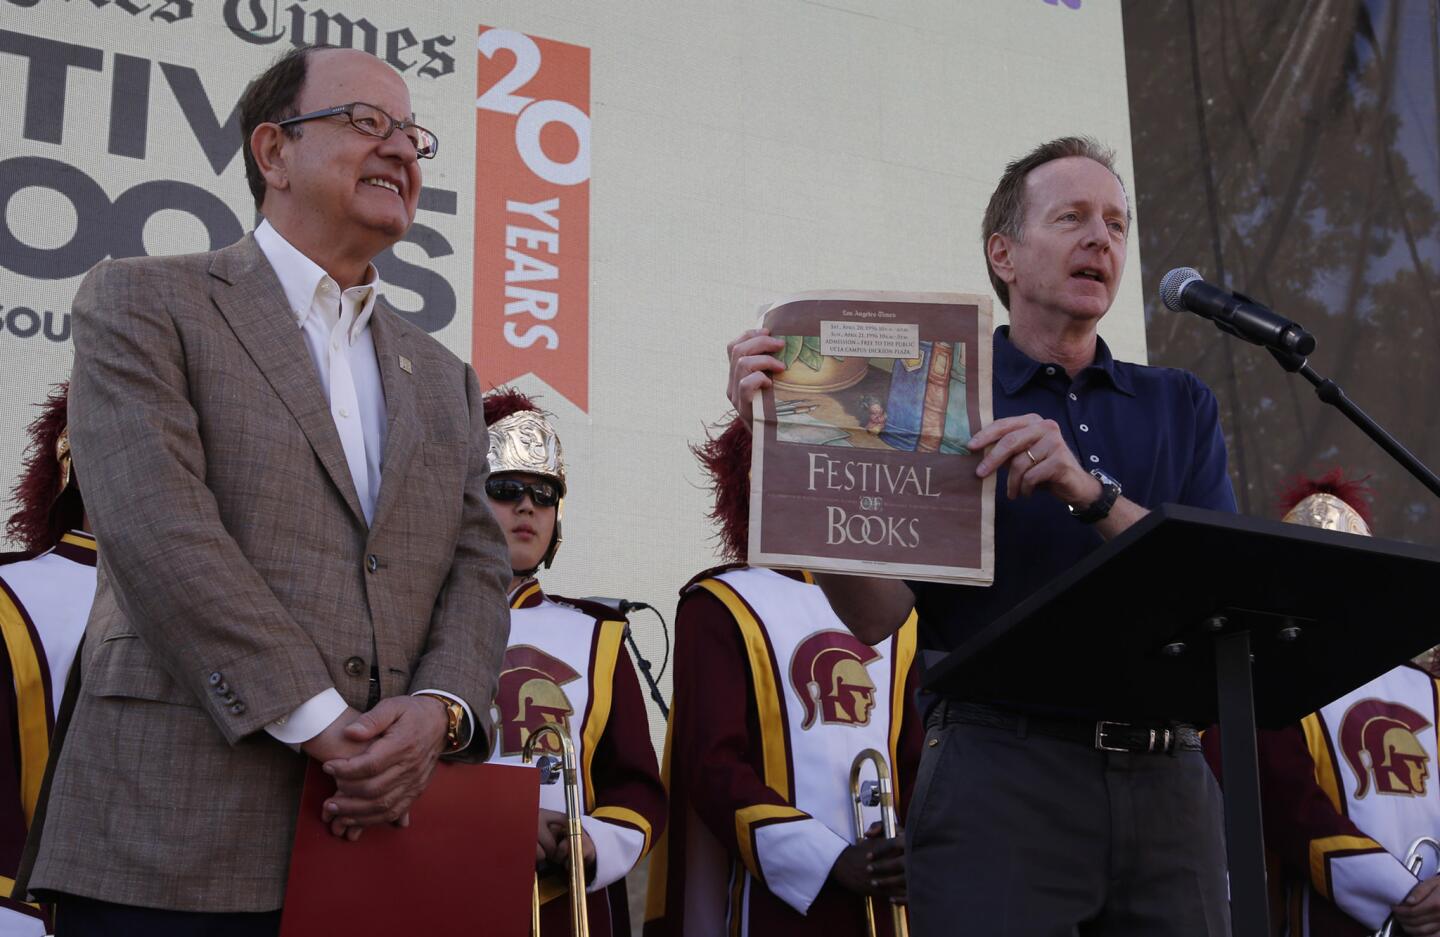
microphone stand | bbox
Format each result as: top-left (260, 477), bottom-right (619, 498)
top-left (1268, 348), bottom-right (1440, 499)
top-left (618, 603), bottom-right (671, 719)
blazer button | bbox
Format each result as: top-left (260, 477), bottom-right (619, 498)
top-left (344, 656), bottom-right (366, 677)
top-left (208, 671), bottom-right (223, 686)
top-left (230, 701), bottom-right (247, 715)
top-left (213, 681), bottom-right (229, 695)
top-left (366, 554), bottom-right (379, 573)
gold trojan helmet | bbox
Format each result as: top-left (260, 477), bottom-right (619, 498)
top-left (1282, 491), bottom-right (1371, 536)
top-left (1278, 468), bottom-right (1372, 537)
top-left (829, 657), bottom-right (878, 725)
top-left (484, 393), bottom-right (567, 570)
top-left (1377, 722), bottom-right (1431, 793)
top-left (515, 676), bottom-right (574, 751)
top-left (1273, 470), bottom-right (1440, 671)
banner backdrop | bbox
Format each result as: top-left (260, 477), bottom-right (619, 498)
top-left (0, 0), bottom-right (1140, 756)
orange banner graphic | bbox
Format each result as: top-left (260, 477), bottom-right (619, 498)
top-left (473, 26), bottom-right (591, 411)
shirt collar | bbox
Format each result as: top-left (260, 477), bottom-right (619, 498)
top-left (994, 325), bottom-right (1135, 397)
top-left (253, 219), bottom-right (380, 344)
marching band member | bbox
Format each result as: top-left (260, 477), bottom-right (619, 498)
top-left (2, 385), bottom-right (94, 937)
top-left (1208, 470), bottom-right (1440, 936)
top-left (481, 388), bottom-right (665, 937)
top-left (644, 418), bottom-right (922, 937)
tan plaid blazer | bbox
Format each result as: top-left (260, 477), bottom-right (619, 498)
top-left (15, 235), bottom-right (512, 911)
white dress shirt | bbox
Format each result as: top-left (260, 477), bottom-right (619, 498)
top-left (253, 221), bottom-right (472, 749)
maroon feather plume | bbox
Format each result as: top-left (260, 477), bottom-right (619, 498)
top-left (483, 386), bottom-right (543, 427)
top-left (1277, 467), bottom-right (1374, 528)
top-left (6, 383), bottom-right (82, 553)
top-left (692, 418), bottom-right (751, 563)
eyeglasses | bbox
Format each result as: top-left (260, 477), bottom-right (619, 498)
top-left (486, 477), bottom-right (561, 508)
top-left (275, 102), bottom-right (439, 159)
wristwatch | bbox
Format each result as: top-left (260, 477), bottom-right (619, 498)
top-left (418, 693), bottom-right (467, 754)
top-left (1069, 468), bottom-right (1121, 524)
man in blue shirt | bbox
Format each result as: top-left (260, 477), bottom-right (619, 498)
top-left (726, 136), bottom-right (1234, 936)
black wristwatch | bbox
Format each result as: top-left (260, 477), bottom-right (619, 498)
top-left (1068, 468), bottom-right (1121, 524)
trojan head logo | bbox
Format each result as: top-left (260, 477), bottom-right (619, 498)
top-left (1339, 699), bottom-right (1434, 798)
top-left (496, 645), bottom-right (580, 756)
top-left (789, 630), bottom-right (882, 730)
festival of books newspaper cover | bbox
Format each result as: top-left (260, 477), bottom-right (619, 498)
top-left (750, 291), bottom-right (995, 584)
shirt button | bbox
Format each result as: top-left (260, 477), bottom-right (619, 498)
top-left (331, 341), bottom-right (340, 352)
top-left (366, 554), bottom-right (379, 573)
top-left (345, 656), bottom-right (366, 677)
top-left (1069, 392), bottom-right (1078, 401)
top-left (1045, 366), bottom-right (1057, 376)
top-left (338, 407), bottom-right (350, 419)
top-left (1089, 455), bottom-right (1101, 464)
top-left (1080, 424), bottom-right (1090, 432)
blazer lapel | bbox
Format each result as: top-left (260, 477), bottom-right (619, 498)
top-left (207, 236), bottom-right (367, 527)
top-left (368, 301), bottom-right (420, 533)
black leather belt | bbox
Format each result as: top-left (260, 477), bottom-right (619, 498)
top-left (930, 701), bottom-right (1201, 755)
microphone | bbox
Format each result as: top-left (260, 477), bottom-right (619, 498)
top-left (1160, 267), bottom-right (1316, 357)
top-left (582, 596), bottom-right (650, 614)
top-left (585, 595), bottom-right (672, 719)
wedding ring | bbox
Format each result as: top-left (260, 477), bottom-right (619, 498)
top-left (1026, 449), bottom-right (1039, 465)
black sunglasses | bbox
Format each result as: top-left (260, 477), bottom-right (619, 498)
top-left (486, 477), bottom-right (561, 508)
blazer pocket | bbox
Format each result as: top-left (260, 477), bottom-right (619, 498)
top-left (86, 632), bottom-right (198, 707)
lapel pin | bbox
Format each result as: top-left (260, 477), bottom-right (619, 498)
top-left (399, 355), bottom-right (412, 374)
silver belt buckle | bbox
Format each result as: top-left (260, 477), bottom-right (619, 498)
top-left (1094, 720), bottom-right (1132, 752)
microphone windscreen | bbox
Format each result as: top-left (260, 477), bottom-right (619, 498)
top-left (1159, 267), bottom-right (1203, 313)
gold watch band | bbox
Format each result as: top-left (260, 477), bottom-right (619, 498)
top-left (418, 693), bottom-right (466, 753)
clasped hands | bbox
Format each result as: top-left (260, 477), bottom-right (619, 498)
top-left (301, 695), bottom-right (450, 841)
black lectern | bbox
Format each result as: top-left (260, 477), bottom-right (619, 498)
top-left (922, 504), bottom-right (1440, 937)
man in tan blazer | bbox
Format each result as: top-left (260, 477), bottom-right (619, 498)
top-left (14, 46), bottom-right (512, 935)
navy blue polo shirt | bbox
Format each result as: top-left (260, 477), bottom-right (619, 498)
top-left (907, 326), bottom-right (1236, 680)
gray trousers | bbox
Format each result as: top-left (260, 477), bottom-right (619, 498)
top-left (906, 715), bottom-right (1231, 937)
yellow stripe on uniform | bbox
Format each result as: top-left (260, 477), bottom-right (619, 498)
top-left (581, 619), bottom-right (625, 813)
top-left (734, 803), bottom-right (806, 881)
top-left (510, 580), bottom-right (543, 609)
top-left (59, 532), bottom-right (96, 551)
top-left (888, 611), bottom-right (918, 797)
top-left (1309, 834), bottom-right (1383, 898)
top-left (1302, 713), bottom-right (1343, 814)
top-left (0, 590), bottom-right (49, 827)
top-left (593, 805), bottom-right (654, 857)
top-left (696, 579), bottom-right (790, 799)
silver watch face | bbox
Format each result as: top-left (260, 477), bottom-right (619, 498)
top-left (1089, 468), bottom-right (1121, 495)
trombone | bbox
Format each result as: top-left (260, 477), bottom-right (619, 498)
top-left (850, 748), bottom-right (910, 937)
top-left (523, 723), bottom-right (590, 937)
top-left (1376, 836), bottom-right (1440, 937)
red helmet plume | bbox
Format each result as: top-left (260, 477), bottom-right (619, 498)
top-left (6, 383), bottom-right (82, 553)
top-left (692, 418), bottom-right (750, 563)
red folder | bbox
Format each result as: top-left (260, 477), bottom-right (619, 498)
top-left (280, 760), bottom-right (538, 936)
